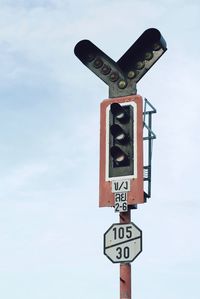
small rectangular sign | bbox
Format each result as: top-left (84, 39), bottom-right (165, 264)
top-left (114, 192), bottom-right (128, 212)
top-left (112, 180), bottom-right (130, 193)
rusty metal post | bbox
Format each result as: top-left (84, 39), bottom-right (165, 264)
top-left (120, 210), bottom-right (131, 299)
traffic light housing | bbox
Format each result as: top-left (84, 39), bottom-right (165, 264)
top-left (99, 95), bottom-right (144, 207)
top-left (74, 28), bottom-right (167, 97)
top-left (117, 28), bottom-right (167, 83)
top-left (109, 102), bottom-right (134, 178)
top-left (74, 40), bottom-right (129, 97)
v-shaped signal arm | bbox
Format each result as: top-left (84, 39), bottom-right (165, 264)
top-left (74, 28), bottom-right (167, 98)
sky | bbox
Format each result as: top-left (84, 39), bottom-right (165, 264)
top-left (0, 0), bottom-right (200, 298)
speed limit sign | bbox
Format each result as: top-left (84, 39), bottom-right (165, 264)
top-left (104, 222), bottom-right (142, 263)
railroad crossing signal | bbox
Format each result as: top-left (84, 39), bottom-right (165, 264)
top-left (104, 222), bottom-right (142, 263)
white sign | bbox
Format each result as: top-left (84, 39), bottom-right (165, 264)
top-left (104, 223), bottom-right (142, 263)
top-left (112, 180), bottom-right (130, 193)
top-left (114, 192), bottom-right (128, 212)
top-left (112, 180), bottom-right (130, 213)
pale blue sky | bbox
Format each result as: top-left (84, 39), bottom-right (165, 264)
top-left (0, 1), bottom-right (200, 298)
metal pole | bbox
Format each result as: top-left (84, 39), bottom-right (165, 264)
top-left (148, 112), bottom-right (152, 197)
top-left (120, 210), bottom-right (131, 299)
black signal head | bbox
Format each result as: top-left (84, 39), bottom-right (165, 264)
top-left (74, 28), bottom-right (167, 98)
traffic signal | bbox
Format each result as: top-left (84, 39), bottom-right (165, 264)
top-left (117, 28), bottom-right (167, 83)
top-left (74, 40), bottom-right (128, 97)
top-left (74, 28), bottom-right (167, 97)
top-left (99, 95), bottom-right (144, 207)
top-left (109, 102), bottom-right (134, 178)
top-left (74, 28), bottom-right (167, 208)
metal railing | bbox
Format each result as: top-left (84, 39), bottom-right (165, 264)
top-left (143, 98), bottom-right (157, 201)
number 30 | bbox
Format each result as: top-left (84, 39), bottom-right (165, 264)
top-left (116, 246), bottom-right (130, 259)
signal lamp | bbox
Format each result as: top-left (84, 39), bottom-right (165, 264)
top-left (94, 58), bottom-right (103, 68)
top-left (87, 53), bottom-right (95, 62)
top-left (110, 146), bottom-right (129, 166)
top-left (144, 51), bottom-right (153, 60)
top-left (128, 71), bottom-right (136, 79)
top-left (101, 65), bottom-right (111, 75)
top-left (135, 61), bottom-right (145, 70)
top-left (109, 72), bottom-right (119, 82)
top-left (110, 103), bottom-right (129, 123)
top-left (110, 124), bottom-right (129, 144)
top-left (153, 42), bottom-right (161, 51)
top-left (118, 80), bottom-right (127, 89)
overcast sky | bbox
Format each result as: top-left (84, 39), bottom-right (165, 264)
top-left (0, 0), bottom-right (200, 298)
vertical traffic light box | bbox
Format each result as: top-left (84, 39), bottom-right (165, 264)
top-left (99, 95), bottom-right (143, 207)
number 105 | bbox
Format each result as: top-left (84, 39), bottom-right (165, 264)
top-left (113, 225), bottom-right (132, 240)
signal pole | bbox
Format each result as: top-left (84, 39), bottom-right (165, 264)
top-left (120, 210), bottom-right (131, 299)
top-left (74, 28), bottom-right (167, 298)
